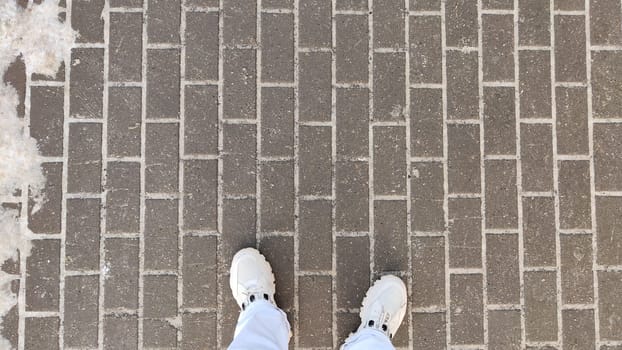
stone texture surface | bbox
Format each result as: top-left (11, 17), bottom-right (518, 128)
top-left (3, 0), bottom-right (621, 349)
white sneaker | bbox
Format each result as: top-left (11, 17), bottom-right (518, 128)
top-left (355, 275), bottom-right (408, 339)
top-left (229, 247), bottom-right (277, 310)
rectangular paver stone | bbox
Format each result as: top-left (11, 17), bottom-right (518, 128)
top-left (108, 87), bottom-right (141, 157)
top-left (70, 48), bottom-right (104, 118)
top-left (223, 0), bottom-right (256, 46)
top-left (555, 0), bottom-right (583, 10)
top-left (561, 235), bottom-right (594, 304)
top-left (223, 49), bottom-right (256, 119)
top-left (30, 86), bottom-right (64, 157)
top-left (260, 161), bottom-right (294, 232)
top-left (446, 0), bottom-right (478, 47)
top-left (147, 0), bottom-right (180, 44)
top-left (259, 236), bottom-right (294, 310)
top-left (590, 0), bottom-right (622, 45)
top-left (261, 13), bottom-right (294, 82)
top-left (109, 12), bottom-right (142, 82)
top-left (106, 162), bottom-right (140, 233)
top-left (104, 238), bottom-right (139, 310)
top-left (146, 49), bottom-right (180, 119)
top-left (183, 235), bottom-right (217, 308)
top-left (373, 53), bottom-right (406, 121)
top-left (336, 161), bottom-right (369, 232)
top-left (64, 275), bottom-right (99, 347)
top-left (336, 88), bottom-right (369, 159)
top-left (486, 234), bottom-right (520, 304)
top-left (337, 0), bottom-right (367, 10)
top-left (145, 199), bottom-right (179, 270)
top-left (300, 0), bottom-right (332, 48)
top-left (413, 312), bottom-right (446, 350)
top-left (596, 196), bottom-right (622, 266)
top-left (411, 88), bottom-right (443, 158)
top-left (483, 14), bottom-right (514, 82)
top-left (66, 198), bottom-right (100, 271)
top-left (28, 163), bottom-right (62, 234)
top-left (183, 159), bottom-right (218, 231)
top-left (185, 12), bottom-right (218, 81)
top-left (523, 197), bottom-right (556, 267)
top-left (558, 160), bottom-right (592, 230)
top-left (373, 126), bottom-right (407, 195)
top-left (593, 52), bottom-right (622, 118)
top-left (299, 200), bottom-right (332, 271)
top-left (25, 317), bottom-right (59, 350)
top-left (519, 50), bottom-right (551, 119)
top-left (299, 275), bottom-right (332, 347)
top-left (447, 51), bottom-right (479, 120)
top-left (299, 52), bottom-right (331, 122)
top-left (411, 162), bottom-right (445, 232)
top-left (518, 0), bottom-right (550, 45)
top-left (449, 198), bottom-right (482, 268)
top-left (556, 87), bottom-right (589, 155)
top-left (336, 15), bottom-right (368, 83)
top-left (373, 0), bottom-right (405, 49)
top-left (521, 123), bottom-right (553, 192)
top-left (72, 0), bottom-right (104, 43)
top-left (489, 310), bottom-right (521, 349)
top-left (300, 126), bottom-right (332, 196)
top-left (182, 312), bottom-right (216, 350)
top-left (143, 319), bottom-right (177, 348)
top-left (555, 15), bottom-right (586, 82)
top-left (374, 200), bottom-right (408, 272)
top-left (143, 275), bottom-right (178, 318)
top-left (484, 87), bottom-right (516, 155)
top-left (146, 123), bottom-right (179, 193)
top-left (450, 274), bottom-right (484, 345)
top-left (485, 160), bottom-right (518, 229)
top-left (223, 123), bottom-right (256, 196)
top-left (594, 123), bottom-right (622, 190)
top-left (184, 85), bottom-right (218, 155)
top-left (104, 315), bottom-right (138, 350)
top-left (261, 87), bottom-right (294, 157)
top-left (410, 16), bottom-right (442, 84)
top-left (412, 236), bottom-right (445, 308)
top-left (221, 198), bottom-right (256, 271)
top-left (598, 271), bottom-right (622, 340)
top-left (336, 236), bottom-right (370, 308)
top-left (68, 123), bottom-right (102, 193)
top-left (448, 124), bottom-right (480, 194)
top-left (525, 271), bottom-right (558, 342)
top-left (563, 309), bottom-right (595, 349)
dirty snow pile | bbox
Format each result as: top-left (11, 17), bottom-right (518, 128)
top-left (0, 0), bottom-right (75, 347)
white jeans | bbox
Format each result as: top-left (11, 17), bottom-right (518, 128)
top-left (227, 300), bottom-right (395, 350)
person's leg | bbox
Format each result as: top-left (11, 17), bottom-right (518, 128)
top-left (340, 275), bottom-right (407, 350)
top-left (227, 248), bottom-right (291, 350)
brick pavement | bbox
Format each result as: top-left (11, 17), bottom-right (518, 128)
top-left (2, 0), bottom-right (622, 349)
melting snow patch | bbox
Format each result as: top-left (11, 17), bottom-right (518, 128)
top-left (0, 0), bottom-right (75, 347)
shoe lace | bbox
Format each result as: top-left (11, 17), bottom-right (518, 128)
top-left (239, 282), bottom-right (273, 311)
top-left (363, 307), bottom-right (393, 338)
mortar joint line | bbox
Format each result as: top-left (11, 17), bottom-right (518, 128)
top-left (293, 0), bottom-right (301, 346)
top-left (404, 0), bottom-right (414, 347)
top-left (330, 0), bottom-right (338, 347)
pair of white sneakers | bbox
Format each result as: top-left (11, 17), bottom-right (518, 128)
top-left (230, 248), bottom-right (407, 341)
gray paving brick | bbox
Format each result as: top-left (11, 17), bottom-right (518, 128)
top-left (411, 162), bottom-right (445, 232)
top-left (448, 124), bottom-right (481, 194)
top-left (593, 52), bottom-right (622, 119)
top-left (373, 0), bottom-right (404, 49)
top-left (555, 0), bottom-right (583, 10)
top-left (147, 0), bottom-right (180, 44)
top-left (594, 123), bottom-right (622, 191)
top-left (563, 309), bottom-right (595, 349)
top-left (260, 161), bottom-right (294, 232)
top-left (219, 286), bottom-right (239, 346)
top-left (109, 12), bottom-right (142, 82)
top-left (299, 200), bottom-right (332, 271)
top-left (590, 0), bottom-right (622, 45)
top-left (185, 12), bottom-right (218, 81)
top-left (412, 236), bottom-right (445, 308)
top-left (525, 271), bottom-right (558, 342)
top-left (336, 311), bottom-right (360, 346)
top-left (183, 236), bottom-right (217, 309)
top-left (411, 88), bottom-right (443, 158)
top-left (523, 197), bottom-right (556, 267)
top-left (104, 238), bottom-right (139, 310)
top-left (374, 200), bottom-right (408, 273)
top-left (483, 0), bottom-right (513, 10)
top-left (145, 199), bottom-right (178, 271)
top-left (555, 15), bottom-right (586, 83)
top-left (184, 85), bottom-right (218, 155)
top-left (263, 0), bottom-right (293, 9)
top-left (560, 235), bottom-right (594, 304)
top-left (104, 315), bottom-right (138, 350)
top-left (519, 50), bottom-right (551, 119)
top-left (373, 53), bottom-right (406, 121)
top-left (412, 312), bottom-right (446, 350)
top-left (183, 159), bottom-right (218, 231)
top-left (450, 274), bottom-right (484, 345)
top-left (259, 236), bottom-right (295, 310)
top-left (336, 14), bottom-right (369, 83)
top-left (596, 196), bottom-right (622, 266)
top-left (261, 13), bottom-right (294, 82)
top-left (488, 310), bottom-right (521, 350)
top-left (106, 162), bottom-right (140, 233)
top-left (373, 126), bottom-right (407, 195)
top-left (220, 198), bottom-right (256, 272)
top-left (486, 234), bottom-right (520, 304)
top-left (558, 160), bottom-right (592, 230)
top-left (485, 160), bottom-right (518, 229)
top-left (484, 87), bottom-right (516, 155)
top-left (520, 123), bottom-right (554, 192)
top-left (261, 87), bottom-right (294, 157)
top-left (299, 275), bottom-right (332, 347)
top-left (110, 0), bottom-right (142, 6)
top-left (223, 0), bottom-right (256, 46)
top-left (72, 0), bottom-right (104, 43)
top-left (556, 87), bottom-right (589, 155)
top-left (68, 123), bottom-right (102, 193)
top-left (518, 0), bottom-right (550, 46)
top-left (598, 271), bottom-right (622, 340)
top-left (336, 88), bottom-right (369, 159)
top-left (143, 319), bottom-right (177, 347)
top-left (108, 87), bottom-right (141, 157)
top-left (65, 198), bottom-right (100, 271)
top-left (25, 317), bottom-right (59, 350)
top-left (64, 275), bottom-right (99, 347)
top-left (448, 198), bottom-right (482, 268)
top-left (145, 122), bottom-right (179, 192)
top-left (300, 0), bottom-right (331, 48)
top-left (223, 123), bottom-right (256, 196)
top-left (186, 0), bottom-right (217, 7)
top-left (28, 162), bottom-right (62, 234)
top-left (144, 275), bottom-right (178, 318)
top-left (1, 303), bottom-right (18, 349)
top-left (70, 48), bottom-right (104, 118)
top-left (411, 0), bottom-right (440, 10)
top-left (336, 161), bottom-right (369, 232)
top-left (223, 49), bottom-right (256, 119)
top-left (26, 239), bottom-right (60, 311)
top-left (410, 16), bottom-right (442, 84)
top-left (30, 86), bottom-right (64, 157)
top-left (446, 0), bottom-right (478, 47)
top-left (336, 236), bottom-right (370, 308)
top-left (4, 57), bottom-right (25, 118)
top-left (182, 312), bottom-right (216, 350)
top-left (299, 52), bottom-right (331, 122)
top-left (447, 51), bottom-right (479, 120)
top-left (146, 49), bottom-right (180, 119)
top-left (483, 15), bottom-right (514, 82)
